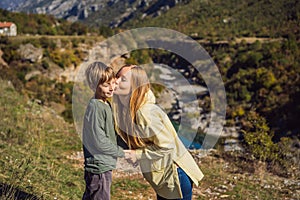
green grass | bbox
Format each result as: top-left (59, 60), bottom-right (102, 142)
top-left (0, 79), bottom-right (84, 199)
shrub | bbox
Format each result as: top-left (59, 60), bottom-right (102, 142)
top-left (242, 110), bottom-right (278, 162)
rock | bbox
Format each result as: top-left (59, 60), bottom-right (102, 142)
top-left (223, 138), bottom-right (244, 152)
top-left (25, 70), bottom-right (41, 81)
top-left (0, 48), bottom-right (8, 67)
top-left (220, 194), bottom-right (230, 198)
top-left (156, 88), bottom-right (177, 111)
top-left (8, 0), bottom-right (187, 28)
top-left (50, 101), bottom-right (66, 114)
top-left (17, 43), bottom-right (43, 63)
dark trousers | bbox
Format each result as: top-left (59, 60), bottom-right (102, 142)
top-left (82, 170), bottom-right (112, 200)
top-left (157, 168), bottom-right (193, 200)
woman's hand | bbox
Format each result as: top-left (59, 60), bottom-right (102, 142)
top-left (124, 150), bottom-right (138, 167)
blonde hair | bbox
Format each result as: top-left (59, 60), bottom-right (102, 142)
top-left (113, 65), bottom-right (151, 149)
top-left (85, 62), bottom-right (115, 92)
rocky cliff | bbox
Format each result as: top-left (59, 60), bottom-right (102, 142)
top-left (0, 0), bottom-right (189, 27)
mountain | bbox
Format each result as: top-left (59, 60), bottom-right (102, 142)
top-left (0, 0), bottom-right (189, 27)
top-left (1, 0), bottom-right (298, 39)
top-left (0, 0), bottom-right (24, 10)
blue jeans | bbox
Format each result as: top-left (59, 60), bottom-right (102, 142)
top-left (157, 168), bottom-right (193, 200)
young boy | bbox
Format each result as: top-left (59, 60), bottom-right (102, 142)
top-left (82, 61), bottom-right (125, 200)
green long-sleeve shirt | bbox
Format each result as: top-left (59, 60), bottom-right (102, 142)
top-left (82, 98), bottom-right (124, 174)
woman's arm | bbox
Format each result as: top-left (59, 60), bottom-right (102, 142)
top-left (134, 105), bottom-right (176, 161)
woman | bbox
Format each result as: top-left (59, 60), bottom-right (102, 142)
top-left (113, 65), bottom-right (204, 200)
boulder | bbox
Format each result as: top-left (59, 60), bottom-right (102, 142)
top-left (17, 43), bottom-right (43, 63)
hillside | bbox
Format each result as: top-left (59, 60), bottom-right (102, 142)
top-left (0, 8), bottom-right (95, 35)
top-left (0, 79), bottom-right (83, 199)
top-left (0, 79), bottom-right (298, 199)
top-left (0, 10), bottom-right (299, 179)
top-left (123, 0), bottom-right (300, 39)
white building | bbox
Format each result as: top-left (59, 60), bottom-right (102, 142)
top-left (0, 22), bottom-right (17, 36)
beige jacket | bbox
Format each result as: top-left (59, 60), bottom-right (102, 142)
top-left (135, 90), bottom-right (204, 199)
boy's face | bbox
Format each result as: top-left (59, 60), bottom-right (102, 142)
top-left (95, 79), bottom-right (116, 100)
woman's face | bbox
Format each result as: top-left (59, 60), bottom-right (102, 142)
top-left (114, 67), bottom-right (132, 96)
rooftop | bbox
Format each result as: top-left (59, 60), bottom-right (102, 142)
top-left (0, 22), bottom-right (14, 28)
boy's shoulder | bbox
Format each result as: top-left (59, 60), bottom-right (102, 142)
top-left (88, 98), bottom-right (110, 109)
top-left (89, 98), bottom-right (98, 104)
top-left (87, 98), bottom-right (97, 106)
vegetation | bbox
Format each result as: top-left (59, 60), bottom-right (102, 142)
top-left (0, 35), bottom-right (104, 123)
top-left (124, 38), bottom-right (300, 176)
top-left (208, 38), bottom-right (300, 140)
top-left (0, 79), bottom-right (83, 199)
top-left (123, 0), bottom-right (300, 40)
top-left (0, 0), bottom-right (299, 199)
top-left (0, 8), bottom-right (99, 36)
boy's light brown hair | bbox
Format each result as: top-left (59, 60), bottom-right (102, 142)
top-left (85, 62), bottom-right (115, 92)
